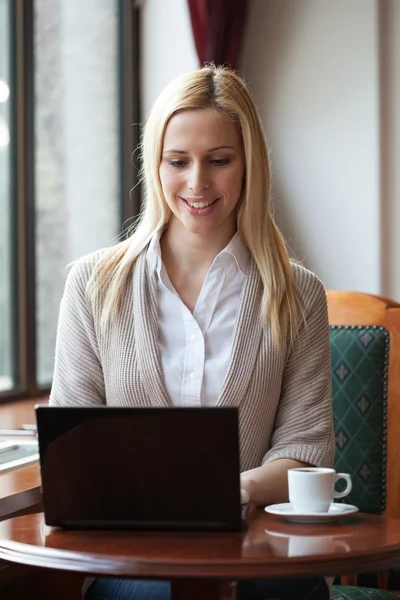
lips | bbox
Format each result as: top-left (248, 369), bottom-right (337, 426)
top-left (181, 197), bottom-right (219, 209)
top-left (180, 196), bottom-right (220, 216)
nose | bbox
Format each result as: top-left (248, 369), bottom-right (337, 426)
top-left (187, 163), bottom-right (210, 193)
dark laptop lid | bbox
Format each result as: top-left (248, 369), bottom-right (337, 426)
top-left (35, 406), bottom-right (242, 532)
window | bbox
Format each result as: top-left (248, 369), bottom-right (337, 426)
top-left (0, 0), bottom-right (139, 402)
top-left (0, 0), bottom-right (13, 393)
top-left (34, 0), bottom-right (121, 385)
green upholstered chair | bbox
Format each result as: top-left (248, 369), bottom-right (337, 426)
top-left (327, 290), bottom-right (400, 598)
top-left (332, 586), bottom-right (399, 599)
top-left (330, 324), bottom-right (391, 598)
top-left (327, 291), bottom-right (400, 524)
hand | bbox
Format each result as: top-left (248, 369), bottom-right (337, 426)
top-left (240, 475), bottom-right (256, 504)
top-left (240, 488), bottom-right (250, 504)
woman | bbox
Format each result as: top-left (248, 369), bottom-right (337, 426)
top-left (51, 65), bottom-right (334, 600)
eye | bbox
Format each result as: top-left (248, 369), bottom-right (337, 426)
top-left (210, 158), bottom-right (230, 166)
top-left (167, 159), bottom-right (187, 168)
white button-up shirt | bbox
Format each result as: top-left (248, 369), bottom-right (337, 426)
top-left (146, 232), bottom-right (249, 407)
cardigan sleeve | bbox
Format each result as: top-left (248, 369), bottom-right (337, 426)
top-left (262, 267), bottom-right (335, 468)
top-left (49, 258), bottom-right (106, 407)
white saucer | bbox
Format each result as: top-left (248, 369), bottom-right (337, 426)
top-left (264, 502), bottom-right (359, 523)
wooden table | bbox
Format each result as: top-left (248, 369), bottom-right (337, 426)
top-left (1, 509), bottom-right (400, 600)
top-left (0, 399), bottom-right (42, 520)
top-left (0, 400), bottom-right (42, 593)
top-left (0, 465), bottom-right (40, 520)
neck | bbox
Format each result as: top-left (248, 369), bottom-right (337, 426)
top-left (160, 220), bottom-right (236, 274)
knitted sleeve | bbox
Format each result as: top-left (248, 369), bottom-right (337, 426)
top-left (262, 266), bottom-right (335, 468)
top-left (49, 257), bottom-right (106, 407)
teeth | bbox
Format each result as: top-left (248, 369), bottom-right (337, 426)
top-left (186, 200), bottom-right (215, 209)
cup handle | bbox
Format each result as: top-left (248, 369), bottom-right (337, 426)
top-left (334, 473), bottom-right (352, 499)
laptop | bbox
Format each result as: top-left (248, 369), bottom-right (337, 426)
top-left (35, 406), bottom-right (242, 532)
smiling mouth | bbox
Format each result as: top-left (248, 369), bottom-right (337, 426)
top-left (181, 197), bottom-right (219, 209)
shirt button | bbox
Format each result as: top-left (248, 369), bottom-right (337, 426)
top-left (191, 335), bottom-right (198, 342)
top-left (190, 372), bottom-right (197, 379)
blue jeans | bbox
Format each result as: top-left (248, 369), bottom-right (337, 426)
top-left (85, 577), bottom-right (329, 600)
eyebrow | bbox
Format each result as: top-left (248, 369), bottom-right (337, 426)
top-left (163, 145), bottom-right (236, 154)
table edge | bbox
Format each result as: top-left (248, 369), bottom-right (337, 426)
top-left (1, 536), bottom-right (400, 579)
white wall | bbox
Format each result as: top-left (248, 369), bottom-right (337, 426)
top-left (140, 0), bottom-right (198, 119)
top-left (241, 0), bottom-right (381, 293)
top-left (380, 0), bottom-right (400, 300)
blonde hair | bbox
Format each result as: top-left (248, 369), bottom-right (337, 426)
top-left (88, 65), bottom-right (303, 345)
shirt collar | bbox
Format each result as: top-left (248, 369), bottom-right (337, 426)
top-left (220, 232), bottom-right (249, 276)
top-left (146, 230), bottom-right (250, 277)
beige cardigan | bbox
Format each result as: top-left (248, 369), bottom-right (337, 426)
top-left (50, 248), bottom-right (335, 472)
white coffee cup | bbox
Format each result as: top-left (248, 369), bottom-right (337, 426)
top-left (288, 467), bottom-right (352, 513)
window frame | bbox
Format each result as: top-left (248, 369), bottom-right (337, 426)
top-left (0, 0), bottom-right (141, 404)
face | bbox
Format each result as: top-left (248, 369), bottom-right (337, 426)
top-left (159, 107), bottom-right (245, 243)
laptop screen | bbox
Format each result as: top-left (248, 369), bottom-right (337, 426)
top-left (35, 406), bottom-right (242, 532)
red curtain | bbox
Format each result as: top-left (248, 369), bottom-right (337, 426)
top-left (188, 0), bottom-right (248, 70)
